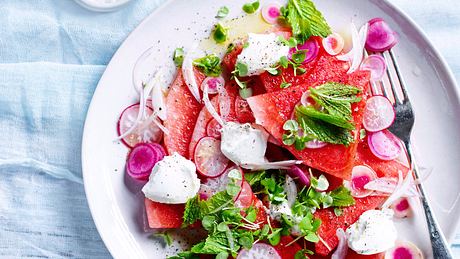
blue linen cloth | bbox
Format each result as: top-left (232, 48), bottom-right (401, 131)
top-left (0, 0), bottom-right (459, 258)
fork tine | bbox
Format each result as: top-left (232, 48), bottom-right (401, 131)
top-left (383, 51), bottom-right (404, 104)
top-left (388, 49), bottom-right (410, 101)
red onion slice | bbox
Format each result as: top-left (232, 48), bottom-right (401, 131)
top-left (366, 18), bottom-right (399, 52)
top-left (331, 229), bottom-right (348, 259)
top-left (368, 130), bottom-right (402, 161)
top-left (287, 165), bottom-right (310, 187)
top-left (360, 54), bottom-right (387, 82)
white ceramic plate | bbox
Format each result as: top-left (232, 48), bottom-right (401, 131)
top-left (82, 0), bottom-right (460, 258)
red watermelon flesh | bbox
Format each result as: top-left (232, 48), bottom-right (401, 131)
top-left (188, 96), bottom-right (219, 159)
top-left (164, 70), bottom-right (205, 157)
top-left (313, 141), bottom-right (409, 256)
top-left (273, 235), bottom-right (303, 259)
top-left (222, 44), bottom-right (243, 73)
top-left (247, 60), bottom-right (371, 179)
top-left (145, 198), bottom-right (184, 229)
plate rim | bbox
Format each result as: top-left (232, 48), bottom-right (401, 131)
top-left (81, 0), bottom-right (460, 257)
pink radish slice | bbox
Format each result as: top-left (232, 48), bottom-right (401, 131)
top-left (235, 181), bottom-right (254, 208)
top-left (391, 197), bottom-right (412, 218)
top-left (126, 143), bottom-right (161, 181)
top-left (384, 241), bottom-right (423, 259)
top-left (206, 119), bottom-right (222, 139)
top-left (261, 3), bottom-right (281, 24)
top-left (366, 18), bottom-right (399, 52)
top-left (300, 91), bottom-right (312, 107)
top-left (117, 103), bottom-right (163, 148)
top-left (361, 54), bottom-right (387, 81)
top-left (322, 32), bottom-right (345, 56)
top-left (363, 95), bottom-right (395, 132)
top-left (368, 130), bottom-right (402, 161)
top-left (200, 76), bottom-right (224, 95)
top-left (287, 165), bottom-right (310, 187)
top-left (194, 137), bottom-right (230, 178)
top-left (237, 243), bottom-right (281, 259)
top-left (199, 166), bottom-right (244, 200)
top-left (306, 139), bottom-right (328, 149)
top-left (346, 165), bottom-right (377, 198)
top-left (289, 38), bottom-right (319, 64)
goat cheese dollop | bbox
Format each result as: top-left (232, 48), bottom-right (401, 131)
top-left (142, 153), bottom-right (200, 204)
top-left (346, 209), bottom-right (397, 255)
top-left (220, 122), bottom-right (268, 168)
top-left (236, 33), bottom-right (290, 76)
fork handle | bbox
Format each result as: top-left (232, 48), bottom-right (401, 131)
top-left (405, 141), bottom-right (453, 258)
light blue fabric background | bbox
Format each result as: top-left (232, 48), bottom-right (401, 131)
top-left (0, 0), bottom-right (458, 258)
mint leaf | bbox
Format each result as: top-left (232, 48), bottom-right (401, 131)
top-left (191, 231), bottom-right (232, 254)
top-left (193, 54), bottom-right (222, 77)
top-left (200, 191), bottom-right (234, 215)
top-left (296, 105), bottom-right (355, 130)
top-left (282, 0), bottom-right (332, 43)
top-left (298, 115), bottom-right (354, 146)
top-left (216, 6), bottom-right (229, 19)
top-left (183, 195), bottom-right (201, 226)
top-left (167, 251), bottom-right (199, 259)
top-left (245, 171), bottom-right (267, 186)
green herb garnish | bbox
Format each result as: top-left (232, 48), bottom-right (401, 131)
top-left (193, 54), bottom-right (222, 77)
top-left (216, 6), bottom-right (229, 18)
top-left (280, 0), bottom-right (332, 44)
top-left (151, 231), bottom-right (173, 246)
top-left (213, 22), bottom-right (228, 44)
top-left (242, 1), bottom-right (260, 14)
top-left (173, 48), bottom-right (185, 67)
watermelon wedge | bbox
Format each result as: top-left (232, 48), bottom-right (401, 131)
top-left (188, 96), bottom-right (219, 159)
top-left (144, 198), bottom-right (184, 229)
top-left (164, 70), bottom-right (205, 157)
top-left (273, 235), bottom-right (303, 259)
top-left (247, 56), bottom-right (371, 179)
top-left (313, 140), bottom-right (409, 256)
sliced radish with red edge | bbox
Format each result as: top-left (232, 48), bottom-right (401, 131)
top-left (206, 119), bottom-right (222, 138)
top-left (361, 54), bottom-right (387, 81)
top-left (287, 165), bottom-right (310, 187)
top-left (235, 181), bottom-right (254, 208)
top-left (261, 3), bottom-right (281, 24)
top-left (322, 32), bottom-right (345, 56)
top-left (345, 165), bottom-right (377, 198)
top-left (363, 95), bottom-right (395, 132)
top-left (117, 103), bottom-right (163, 148)
top-left (384, 240), bottom-right (423, 259)
top-left (126, 143), bottom-right (165, 181)
top-left (391, 197), bottom-right (412, 218)
top-left (289, 38), bottom-right (319, 64)
top-left (366, 18), bottom-right (399, 52)
top-left (200, 76), bottom-right (224, 95)
top-left (194, 137), bottom-right (230, 178)
top-left (237, 243), bottom-right (281, 259)
top-left (368, 130), bottom-right (402, 161)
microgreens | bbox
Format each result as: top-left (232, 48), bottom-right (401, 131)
top-left (173, 48), bottom-right (185, 67)
top-left (216, 6), bottom-right (229, 19)
top-left (242, 1), bottom-right (260, 14)
top-left (213, 22), bottom-right (228, 44)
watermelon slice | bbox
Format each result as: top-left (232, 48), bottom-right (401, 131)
top-left (164, 70), bottom-right (205, 157)
top-left (313, 141), bottom-right (409, 256)
top-left (222, 44), bottom-right (243, 73)
top-left (273, 235), bottom-right (303, 259)
top-left (144, 198), bottom-right (184, 229)
top-left (188, 96), bottom-right (219, 159)
top-left (247, 56), bottom-right (371, 179)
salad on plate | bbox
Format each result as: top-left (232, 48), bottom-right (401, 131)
top-left (115, 0), bottom-right (425, 258)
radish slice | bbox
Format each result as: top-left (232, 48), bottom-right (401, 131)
top-left (235, 181), bottom-right (254, 208)
top-left (182, 43), bottom-right (201, 102)
top-left (200, 76), bottom-right (224, 95)
top-left (237, 243), bottom-right (281, 259)
top-left (206, 119), bottom-right (222, 139)
top-left (287, 165), bottom-right (310, 187)
top-left (261, 3), bottom-right (281, 24)
top-left (363, 95), bottom-right (395, 132)
top-left (194, 137), bottom-right (230, 178)
top-left (117, 104), bottom-right (163, 148)
top-left (391, 197), bottom-right (412, 218)
top-left (384, 240), bottom-right (423, 259)
top-left (366, 18), bottom-right (399, 52)
top-left (126, 143), bottom-right (165, 181)
top-left (368, 130), bottom-right (402, 161)
top-left (360, 55), bottom-right (387, 82)
top-left (322, 32), bottom-right (345, 56)
top-left (331, 229), bottom-right (348, 259)
top-left (289, 38), bottom-right (319, 64)
top-left (199, 166), bottom-right (244, 200)
top-left (306, 139), bottom-right (328, 149)
top-left (345, 165), bottom-right (377, 198)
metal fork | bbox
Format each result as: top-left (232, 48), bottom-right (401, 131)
top-left (366, 49), bottom-right (453, 258)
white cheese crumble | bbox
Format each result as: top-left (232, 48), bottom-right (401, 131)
top-left (236, 33), bottom-right (290, 76)
top-left (220, 122), bottom-right (268, 169)
top-left (346, 209), bottom-right (397, 255)
top-left (142, 153), bottom-right (200, 204)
